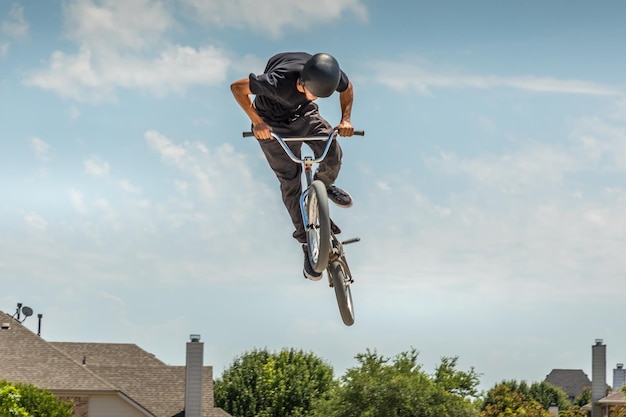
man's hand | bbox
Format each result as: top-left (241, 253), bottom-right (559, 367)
top-left (253, 121), bottom-right (273, 140)
top-left (336, 120), bottom-right (354, 137)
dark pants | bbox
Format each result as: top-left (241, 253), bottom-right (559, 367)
top-left (258, 103), bottom-right (343, 243)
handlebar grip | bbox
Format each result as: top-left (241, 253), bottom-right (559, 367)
top-left (242, 132), bottom-right (255, 138)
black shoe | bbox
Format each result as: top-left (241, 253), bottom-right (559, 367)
top-left (330, 219), bottom-right (341, 235)
top-left (302, 244), bottom-right (322, 281)
top-left (327, 185), bottom-right (352, 208)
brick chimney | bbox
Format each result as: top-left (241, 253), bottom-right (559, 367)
top-left (185, 334), bottom-right (204, 417)
top-left (591, 339), bottom-right (606, 417)
top-left (614, 363), bottom-right (626, 390)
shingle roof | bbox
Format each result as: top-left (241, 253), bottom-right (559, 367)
top-left (88, 365), bottom-right (210, 417)
top-left (1, 311), bottom-right (232, 417)
top-left (598, 390), bottom-right (626, 405)
top-left (50, 341), bottom-right (217, 416)
top-left (50, 342), bottom-right (167, 367)
top-left (545, 369), bottom-right (591, 400)
top-left (0, 312), bottom-right (116, 392)
top-left (51, 343), bottom-right (228, 417)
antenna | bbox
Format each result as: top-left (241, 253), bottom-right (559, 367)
top-left (12, 303), bottom-right (35, 323)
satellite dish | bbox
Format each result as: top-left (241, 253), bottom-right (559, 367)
top-left (21, 306), bottom-right (33, 317)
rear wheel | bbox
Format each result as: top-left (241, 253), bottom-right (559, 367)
top-left (306, 180), bottom-right (331, 273)
top-left (329, 261), bottom-right (355, 326)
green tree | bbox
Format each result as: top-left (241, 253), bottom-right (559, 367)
top-left (8, 383), bottom-right (73, 417)
top-left (482, 380), bottom-right (529, 406)
top-left (479, 384), bottom-right (551, 417)
top-left (0, 385), bottom-right (31, 417)
top-left (559, 406), bottom-right (589, 417)
top-left (482, 380), bottom-right (569, 413)
top-left (573, 387), bottom-right (591, 408)
top-left (527, 381), bottom-right (570, 410)
top-left (309, 348), bottom-right (480, 417)
top-left (0, 381), bottom-right (73, 417)
top-left (214, 348), bottom-right (334, 417)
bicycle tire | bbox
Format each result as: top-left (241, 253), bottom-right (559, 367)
top-left (329, 261), bottom-right (355, 326)
top-left (306, 180), bottom-right (331, 273)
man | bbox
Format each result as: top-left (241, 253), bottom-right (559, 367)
top-left (231, 52), bottom-right (355, 280)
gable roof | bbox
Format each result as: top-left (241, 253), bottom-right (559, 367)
top-left (51, 342), bottom-right (219, 417)
top-left (0, 311), bottom-right (232, 417)
top-left (545, 369), bottom-right (591, 399)
top-left (0, 312), bottom-right (116, 392)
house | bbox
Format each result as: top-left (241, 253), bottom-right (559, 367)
top-left (597, 391), bottom-right (626, 417)
top-left (545, 340), bottom-right (626, 417)
top-left (545, 368), bottom-right (591, 403)
top-left (0, 310), bottom-right (232, 417)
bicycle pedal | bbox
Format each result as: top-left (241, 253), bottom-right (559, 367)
top-left (341, 237), bottom-right (360, 245)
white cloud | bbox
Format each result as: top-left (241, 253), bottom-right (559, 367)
top-left (68, 187), bottom-right (87, 214)
top-left (144, 130), bottom-right (253, 201)
top-left (100, 291), bottom-right (125, 307)
top-left (181, 0), bottom-right (368, 37)
top-left (24, 0), bottom-right (230, 102)
top-left (145, 130), bottom-right (187, 164)
top-left (24, 212), bottom-right (47, 231)
top-left (26, 44), bottom-right (230, 102)
top-left (30, 137), bottom-right (52, 161)
top-left (84, 157), bottom-right (110, 177)
top-left (369, 58), bottom-right (622, 96)
top-left (118, 179), bottom-right (141, 194)
top-left (375, 180), bottom-right (391, 191)
top-left (143, 129), bottom-right (281, 240)
top-left (95, 198), bottom-right (119, 224)
top-left (1, 4), bottom-right (29, 39)
top-left (572, 116), bottom-right (626, 170)
top-left (62, 0), bottom-right (171, 50)
top-left (352, 100), bottom-right (626, 301)
top-left (425, 142), bottom-right (576, 193)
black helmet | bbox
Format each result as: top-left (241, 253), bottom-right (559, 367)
top-left (300, 53), bottom-right (341, 98)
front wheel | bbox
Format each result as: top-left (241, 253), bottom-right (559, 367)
top-left (329, 261), bottom-right (355, 326)
top-left (306, 180), bottom-right (331, 273)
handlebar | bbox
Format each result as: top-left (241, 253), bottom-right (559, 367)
top-left (242, 130), bottom-right (365, 139)
top-left (241, 129), bottom-right (364, 165)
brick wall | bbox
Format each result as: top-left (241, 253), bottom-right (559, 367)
top-left (59, 396), bottom-right (89, 417)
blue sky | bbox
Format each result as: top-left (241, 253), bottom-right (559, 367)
top-left (3, 0), bottom-right (626, 392)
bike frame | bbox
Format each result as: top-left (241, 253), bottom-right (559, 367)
top-left (266, 130), bottom-right (339, 235)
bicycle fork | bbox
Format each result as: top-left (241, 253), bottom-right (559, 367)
top-left (299, 156), bottom-right (316, 235)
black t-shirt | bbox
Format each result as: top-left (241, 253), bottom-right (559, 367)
top-left (249, 52), bottom-right (349, 124)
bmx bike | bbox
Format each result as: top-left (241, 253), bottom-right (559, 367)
top-left (243, 128), bottom-right (364, 326)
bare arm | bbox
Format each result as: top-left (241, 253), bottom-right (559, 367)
top-left (230, 78), bottom-right (272, 139)
top-left (336, 81), bottom-right (354, 136)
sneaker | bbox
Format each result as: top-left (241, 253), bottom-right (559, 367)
top-left (302, 244), bottom-right (322, 281)
top-left (327, 185), bottom-right (353, 208)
